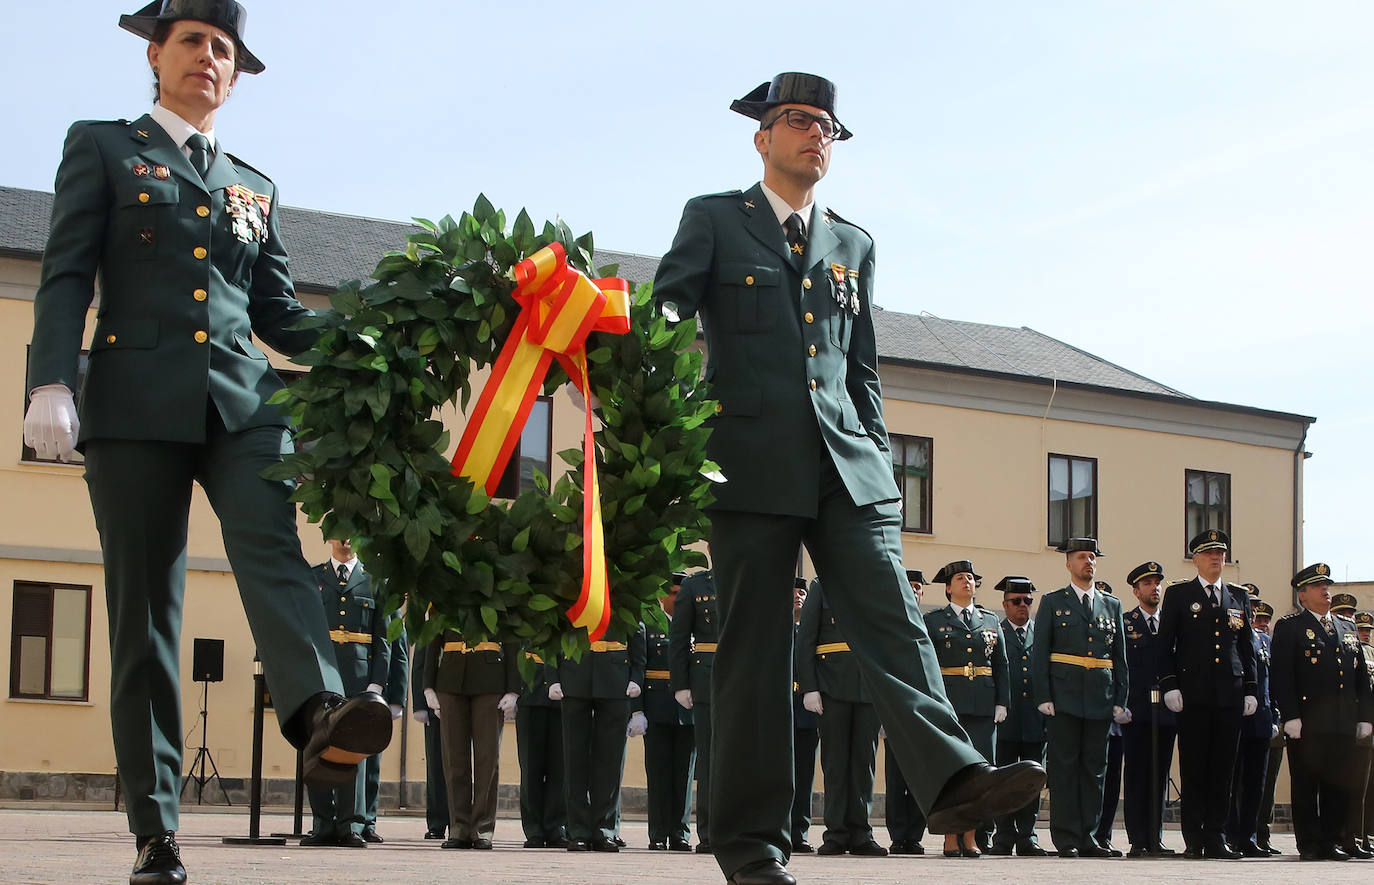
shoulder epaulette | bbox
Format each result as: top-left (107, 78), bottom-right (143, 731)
top-left (1279, 611), bottom-right (1301, 620)
top-left (699, 189), bottom-right (743, 200)
top-left (1337, 613), bottom-right (1355, 623)
top-left (226, 152), bottom-right (274, 183)
top-left (821, 207), bottom-right (872, 239)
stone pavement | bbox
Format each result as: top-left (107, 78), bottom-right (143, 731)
top-left (0, 805), bottom-right (1367, 884)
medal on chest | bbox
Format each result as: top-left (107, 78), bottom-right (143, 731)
top-left (224, 183), bottom-right (269, 244)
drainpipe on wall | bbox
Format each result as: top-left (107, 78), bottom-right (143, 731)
top-left (1291, 424), bottom-right (1310, 611)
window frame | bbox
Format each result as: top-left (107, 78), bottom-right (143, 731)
top-left (493, 395), bottom-right (554, 499)
top-left (9, 580), bottom-right (93, 702)
top-left (890, 433), bottom-right (934, 534)
top-left (1184, 468), bottom-right (1232, 557)
top-left (1047, 453), bottom-right (1099, 548)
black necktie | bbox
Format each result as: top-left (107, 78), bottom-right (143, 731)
top-left (1080, 592), bottom-right (1092, 616)
top-left (783, 213), bottom-right (807, 266)
top-left (187, 133), bottom-right (212, 179)
top-left (962, 608), bottom-right (973, 629)
top-left (337, 564), bottom-right (349, 584)
top-left (1322, 615), bottom-right (1335, 636)
top-left (1148, 615), bottom-right (1157, 635)
top-left (1016, 626), bottom-right (1026, 643)
top-left (1208, 585), bottom-right (1220, 607)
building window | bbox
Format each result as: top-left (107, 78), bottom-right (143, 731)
top-left (1185, 469), bottom-right (1231, 555)
top-left (1048, 454), bottom-right (1097, 547)
top-left (891, 434), bottom-right (933, 533)
top-left (9, 581), bottom-right (92, 701)
top-left (21, 349), bottom-right (89, 464)
top-left (494, 396), bottom-right (552, 498)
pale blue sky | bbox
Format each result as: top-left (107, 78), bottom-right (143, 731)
top-left (3, 2), bottom-right (1371, 578)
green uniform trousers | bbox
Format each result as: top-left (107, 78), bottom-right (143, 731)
top-left (645, 721), bottom-right (695, 843)
top-left (561, 697), bottom-right (630, 843)
top-left (516, 705), bottom-right (566, 843)
top-left (1045, 713), bottom-right (1110, 852)
top-left (817, 696), bottom-right (879, 847)
top-left (693, 701), bottom-right (712, 843)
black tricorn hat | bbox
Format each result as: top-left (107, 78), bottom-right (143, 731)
top-left (1127, 561), bottom-right (1164, 585)
top-left (933, 560), bottom-right (980, 584)
top-left (905, 569), bottom-right (927, 585)
top-left (994, 576), bottom-right (1036, 594)
top-left (1057, 537), bottom-right (1103, 556)
top-left (730, 72), bottom-right (853, 140)
top-left (794, 576), bottom-right (809, 590)
top-left (120, 0), bottom-right (264, 74)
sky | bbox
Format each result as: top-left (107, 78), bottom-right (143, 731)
top-left (2, 2), bottom-right (1371, 578)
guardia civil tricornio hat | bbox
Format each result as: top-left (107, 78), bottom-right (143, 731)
top-left (1057, 537), bottom-right (1103, 556)
top-left (730, 72), bottom-right (853, 140)
top-left (905, 569), bottom-right (927, 585)
top-left (994, 576), bottom-right (1036, 595)
top-left (1127, 561), bottom-right (1164, 586)
top-left (120, 0), bottom-right (265, 74)
top-left (933, 561), bottom-right (980, 584)
top-left (1292, 562), bottom-right (1334, 589)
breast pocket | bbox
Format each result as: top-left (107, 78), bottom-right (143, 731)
top-left (355, 596), bottom-right (375, 632)
top-left (716, 262), bottom-right (779, 333)
top-left (115, 179), bottom-right (179, 261)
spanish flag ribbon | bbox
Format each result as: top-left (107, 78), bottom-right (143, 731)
top-left (451, 242), bottom-right (630, 640)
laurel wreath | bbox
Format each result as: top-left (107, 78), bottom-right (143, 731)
top-left (263, 195), bottom-right (715, 660)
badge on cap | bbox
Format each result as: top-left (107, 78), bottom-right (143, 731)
top-left (153, 165), bottom-right (170, 180)
top-left (1318, 564), bottom-right (1329, 576)
top-left (132, 163), bottom-right (149, 177)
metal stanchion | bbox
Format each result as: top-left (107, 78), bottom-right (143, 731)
top-left (224, 655), bottom-right (286, 845)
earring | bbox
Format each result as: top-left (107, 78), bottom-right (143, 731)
top-left (152, 65), bottom-right (159, 79)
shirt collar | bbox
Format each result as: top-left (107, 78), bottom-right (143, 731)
top-left (1069, 580), bottom-right (1095, 601)
top-left (1196, 575), bottom-right (1223, 592)
top-left (759, 181), bottom-right (814, 232)
top-left (331, 556), bottom-right (360, 574)
top-left (949, 602), bottom-right (973, 620)
top-left (149, 103), bottom-right (216, 152)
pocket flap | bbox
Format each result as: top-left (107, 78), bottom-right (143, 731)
top-left (717, 262), bottom-right (779, 288)
top-left (91, 318), bottom-right (159, 351)
top-left (117, 179), bottom-right (179, 207)
top-left (714, 386), bottom-right (761, 417)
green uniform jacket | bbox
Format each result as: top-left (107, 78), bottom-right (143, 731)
top-left (668, 571), bottom-right (718, 701)
top-left (383, 623), bottom-right (409, 707)
top-left (1031, 586), bottom-right (1128, 719)
top-left (1000, 617), bottom-right (1045, 743)
top-left (517, 650), bottom-right (560, 708)
top-left (29, 115), bottom-right (316, 446)
top-left (313, 563), bottom-right (391, 691)
top-left (651, 183), bottom-right (897, 517)
top-left (642, 624), bottom-right (692, 726)
top-left (557, 626), bottom-right (648, 700)
top-left (925, 605), bottom-right (1009, 716)
top-left (795, 581), bottom-right (869, 704)
top-left (423, 631), bottom-right (521, 696)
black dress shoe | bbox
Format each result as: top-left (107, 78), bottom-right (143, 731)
top-left (300, 691), bottom-right (393, 786)
top-left (907, 841), bottom-right (925, 854)
top-left (1127, 846), bottom-right (1151, 858)
top-left (473, 837), bottom-right (493, 850)
top-left (131, 832), bottom-right (186, 885)
top-left (523, 838), bottom-right (545, 848)
top-left (442, 838), bottom-right (474, 849)
top-left (592, 837), bottom-right (620, 852)
top-left (695, 841), bottom-right (712, 854)
top-left (815, 840), bottom-right (846, 856)
top-left (1150, 843), bottom-right (1177, 856)
top-left (1058, 847), bottom-right (1079, 858)
top-left (1182, 845), bottom-right (1204, 859)
top-left (669, 837), bottom-right (692, 852)
top-left (1203, 841), bottom-right (1241, 859)
top-left (958, 842), bottom-right (982, 858)
top-left (425, 828), bottom-right (446, 840)
top-left (613, 835), bottom-right (626, 847)
top-left (1324, 846), bottom-right (1351, 861)
top-left (649, 840), bottom-right (667, 850)
top-left (566, 840), bottom-right (590, 852)
top-left (546, 837), bottom-right (569, 849)
top-left (985, 843), bottom-right (1012, 856)
top-left (336, 832), bottom-right (368, 848)
top-left (361, 826), bottom-right (383, 844)
top-left (299, 831), bottom-right (336, 847)
top-left (1097, 839), bottom-right (1124, 857)
top-left (1017, 842), bottom-right (1049, 856)
top-left (1079, 843), bottom-right (1113, 858)
top-left (1239, 841), bottom-right (1269, 858)
top-left (792, 840), bottom-right (815, 853)
top-left (850, 839), bottom-right (889, 857)
top-left (1344, 842), bottom-right (1373, 859)
top-left (926, 761), bottom-right (1047, 834)
top-left (728, 858), bottom-right (797, 885)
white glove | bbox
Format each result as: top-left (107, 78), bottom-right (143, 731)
top-left (423, 687), bottom-right (440, 713)
top-left (1113, 706), bottom-right (1132, 725)
top-left (1271, 724), bottom-right (1280, 740)
top-left (627, 711), bottom-right (648, 737)
top-left (803, 691), bottom-right (824, 715)
top-left (1242, 695), bottom-right (1258, 717)
top-left (626, 681), bottom-right (642, 699)
top-left (23, 384), bottom-right (80, 462)
top-left (674, 689), bottom-right (693, 710)
top-left (1037, 701), bottom-right (1055, 717)
top-left (1359, 722), bottom-right (1373, 741)
top-left (1283, 718), bottom-right (1302, 740)
top-left (1163, 690), bottom-right (1183, 713)
top-left (548, 682), bottom-right (564, 701)
top-left (412, 710), bottom-right (429, 725)
top-left (497, 692), bottom-right (519, 715)
top-left (389, 703), bottom-right (403, 720)
top-left (994, 705), bottom-right (1008, 724)
top-left (366, 683), bottom-right (385, 697)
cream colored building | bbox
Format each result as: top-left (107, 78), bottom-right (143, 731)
top-left (1, 186), bottom-right (1317, 815)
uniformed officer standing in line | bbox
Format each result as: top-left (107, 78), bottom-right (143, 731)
top-left (1271, 564), bottom-right (1374, 860)
top-left (409, 638), bottom-right (448, 840)
top-left (796, 578), bottom-right (888, 857)
top-left (988, 576), bottom-right (1049, 857)
top-left (885, 570), bottom-right (932, 855)
top-left (652, 71), bottom-right (1045, 885)
top-left (552, 624), bottom-right (647, 851)
top-left (1156, 529), bottom-right (1257, 859)
top-left (1225, 585), bottom-right (1279, 856)
top-left (1031, 538), bottom-right (1128, 858)
top-left (1118, 562), bottom-right (1177, 857)
top-left (1343, 603), bottom-right (1374, 857)
top-left (362, 624), bottom-right (408, 842)
top-left (792, 577), bottom-right (822, 854)
top-left (923, 562), bottom-right (1009, 857)
top-left (515, 649), bottom-right (567, 848)
top-left (1250, 599), bottom-right (1284, 854)
top-left (422, 632), bottom-right (520, 850)
top-left (304, 539), bottom-right (392, 847)
top-left (670, 570), bottom-right (719, 854)
top-left (642, 579), bottom-right (695, 851)
top-left (1093, 580), bottom-right (1127, 857)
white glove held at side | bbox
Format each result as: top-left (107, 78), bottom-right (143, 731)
top-left (23, 384), bottom-right (79, 462)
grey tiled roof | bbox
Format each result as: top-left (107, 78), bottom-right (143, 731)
top-left (0, 185), bottom-right (1180, 400)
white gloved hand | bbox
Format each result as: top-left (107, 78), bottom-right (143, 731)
top-left (803, 691), bottom-right (824, 715)
top-left (994, 705), bottom-right (1008, 724)
top-left (366, 683), bottom-right (385, 697)
top-left (497, 692), bottom-right (518, 715)
top-left (627, 711), bottom-right (648, 738)
top-left (23, 384), bottom-right (80, 462)
top-left (1113, 706), bottom-right (1132, 725)
top-left (674, 689), bottom-right (693, 710)
top-left (1242, 695), bottom-right (1258, 717)
top-left (1359, 722), bottom-right (1373, 741)
top-left (1284, 718), bottom-right (1302, 740)
top-left (389, 703), bottom-right (403, 720)
top-left (1163, 690), bottom-right (1183, 713)
top-left (626, 681), bottom-right (641, 699)
top-left (412, 710), bottom-right (429, 725)
top-left (424, 688), bottom-right (441, 713)
top-left (548, 682), bottom-right (564, 701)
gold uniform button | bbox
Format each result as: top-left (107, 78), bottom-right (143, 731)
top-left (804, 312), bottom-right (815, 324)
top-left (808, 344), bottom-right (817, 357)
top-left (193, 246), bottom-right (207, 259)
top-left (745, 275), bottom-right (755, 286)
top-left (194, 330), bottom-right (208, 343)
top-left (714, 403), bottom-right (723, 414)
top-left (802, 277), bottom-right (812, 289)
top-left (196, 205), bottom-right (210, 217)
top-left (809, 379), bottom-right (818, 391)
top-left (138, 192), bottom-right (150, 203)
top-left (105, 334), bottom-right (117, 344)
top-left (193, 288), bottom-right (208, 301)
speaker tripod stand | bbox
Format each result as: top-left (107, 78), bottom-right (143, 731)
top-left (181, 678), bottom-right (231, 805)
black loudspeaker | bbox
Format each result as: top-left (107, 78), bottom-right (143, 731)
top-left (192, 638), bottom-right (225, 683)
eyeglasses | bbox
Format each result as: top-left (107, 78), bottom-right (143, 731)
top-left (766, 108), bottom-right (840, 140)
top-left (1006, 597), bottom-right (1033, 606)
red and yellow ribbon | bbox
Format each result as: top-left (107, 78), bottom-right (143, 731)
top-left (451, 242), bottom-right (630, 640)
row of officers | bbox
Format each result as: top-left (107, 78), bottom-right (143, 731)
top-left (306, 530), bottom-right (1374, 862)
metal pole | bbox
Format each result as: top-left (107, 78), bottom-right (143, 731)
top-left (224, 655), bottom-right (285, 845)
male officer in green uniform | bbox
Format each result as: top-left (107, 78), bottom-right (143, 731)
top-left (303, 539), bottom-right (392, 847)
top-left (988, 576), bottom-right (1049, 857)
top-left (516, 649), bottom-right (567, 848)
top-left (551, 624), bottom-right (647, 851)
top-left (362, 624), bottom-right (408, 842)
top-left (669, 569), bottom-right (719, 853)
top-left (23, 3), bottom-right (393, 881)
top-left (642, 576), bottom-right (695, 851)
top-left (795, 578), bottom-right (887, 857)
top-left (652, 71), bottom-right (1044, 885)
top-left (1031, 538), bottom-right (1128, 858)
top-left (422, 632), bottom-right (520, 849)
top-left (883, 569), bottom-right (930, 855)
top-left (409, 638), bottom-right (448, 840)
